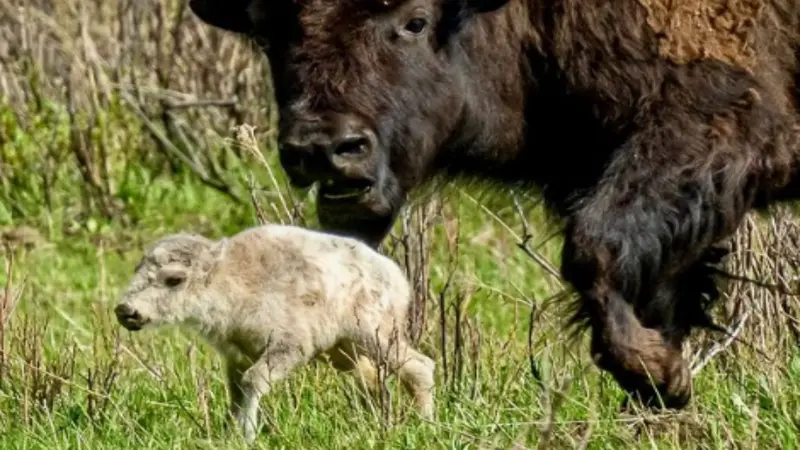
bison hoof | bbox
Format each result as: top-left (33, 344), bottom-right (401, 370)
top-left (619, 380), bottom-right (692, 411)
top-left (608, 352), bottom-right (693, 411)
top-left (591, 325), bottom-right (693, 412)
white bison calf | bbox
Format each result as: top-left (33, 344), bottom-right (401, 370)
top-left (114, 224), bottom-right (435, 443)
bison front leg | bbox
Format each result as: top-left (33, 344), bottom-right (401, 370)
top-left (563, 244), bottom-right (695, 408)
top-left (559, 108), bottom-right (767, 408)
top-left (567, 246), bottom-right (729, 409)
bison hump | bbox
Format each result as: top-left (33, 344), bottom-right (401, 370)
top-left (637, 0), bottom-right (764, 70)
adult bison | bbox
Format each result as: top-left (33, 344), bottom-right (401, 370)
top-left (188, 0), bottom-right (800, 409)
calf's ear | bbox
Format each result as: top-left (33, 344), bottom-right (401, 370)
top-left (151, 246), bottom-right (170, 265)
top-left (199, 238), bottom-right (229, 275)
top-left (189, 0), bottom-right (259, 34)
top-left (208, 238), bottom-right (229, 262)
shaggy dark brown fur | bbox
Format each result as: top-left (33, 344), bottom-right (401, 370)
top-left (189, 0), bottom-right (800, 409)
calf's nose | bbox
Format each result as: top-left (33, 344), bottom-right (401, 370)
top-left (114, 303), bottom-right (140, 322)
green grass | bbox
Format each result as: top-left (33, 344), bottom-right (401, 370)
top-left (2, 3), bottom-right (800, 444)
top-left (2, 118), bottom-right (800, 449)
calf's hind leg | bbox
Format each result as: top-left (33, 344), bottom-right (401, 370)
top-left (362, 332), bottom-right (435, 420)
top-left (325, 339), bottom-right (381, 408)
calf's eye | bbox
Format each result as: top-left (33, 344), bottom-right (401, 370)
top-left (404, 17), bottom-right (427, 34)
top-left (164, 276), bottom-right (184, 287)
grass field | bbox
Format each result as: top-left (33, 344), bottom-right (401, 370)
top-left (2, 1), bottom-right (800, 448)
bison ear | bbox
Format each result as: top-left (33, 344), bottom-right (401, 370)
top-left (189, 0), bottom-right (257, 34)
top-left (439, 0), bottom-right (510, 44)
top-left (464, 0), bottom-right (510, 13)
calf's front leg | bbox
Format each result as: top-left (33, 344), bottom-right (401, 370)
top-left (229, 346), bottom-right (306, 443)
top-left (225, 361), bottom-right (248, 428)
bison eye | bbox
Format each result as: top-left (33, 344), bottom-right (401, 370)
top-left (164, 276), bottom-right (185, 287)
top-left (404, 17), bottom-right (427, 34)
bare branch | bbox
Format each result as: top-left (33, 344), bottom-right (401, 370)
top-left (690, 309), bottom-right (751, 376)
top-left (164, 98), bottom-right (238, 109)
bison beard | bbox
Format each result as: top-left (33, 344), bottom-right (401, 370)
top-left (189, 0), bottom-right (800, 410)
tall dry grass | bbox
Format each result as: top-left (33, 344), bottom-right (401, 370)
top-left (1, 0), bottom-right (275, 215)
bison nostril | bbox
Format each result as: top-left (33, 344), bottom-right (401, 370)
top-left (278, 142), bottom-right (318, 188)
top-left (280, 151), bottom-right (302, 170)
top-left (333, 136), bottom-right (370, 157)
top-left (279, 143), bottom-right (305, 166)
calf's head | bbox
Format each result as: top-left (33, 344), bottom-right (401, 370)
top-left (115, 233), bottom-right (227, 331)
top-left (190, 0), bottom-right (510, 245)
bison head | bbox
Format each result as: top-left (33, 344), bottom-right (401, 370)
top-left (190, 0), bottom-right (510, 246)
